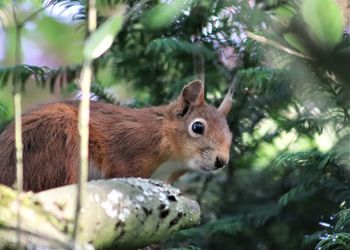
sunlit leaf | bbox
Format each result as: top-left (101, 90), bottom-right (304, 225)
top-left (84, 11), bottom-right (124, 60)
top-left (143, 0), bottom-right (192, 29)
top-left (274, 4), bottom-right (297, 24)
top-left (302, 0), bottom-right (344, 49)
top-left (283, 32), bottom-right (309, 55)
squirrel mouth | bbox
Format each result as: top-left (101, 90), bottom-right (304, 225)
top-left (199, 165), bottom-right (224, 174)
top-left (199, 165), bottom-right (215, 172)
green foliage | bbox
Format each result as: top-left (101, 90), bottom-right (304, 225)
top-left (90, 83), bottom-right (119, 104)
top-left (314, 209), bottom-right (350, 250)
top-left (0, 102), bottom-right (10, 131)
top-left (208, 204), bottom-right (280, 236)
top-left (0, 64), bottom-right (81, 91)
top-left (142, 0), bottom-right (194, 29)
top-left (147, 38), bottom-right (215, 59)
top-left (301, 0), bottom-right (344, 49)
top-left (84, 11), bottom-right (124, 59)
top-left (49, 0), bottom-right (85, 19)
top-left (316, 233), bottom-right (350, 250)
top-left (0, 0), bottom-right (349, 249)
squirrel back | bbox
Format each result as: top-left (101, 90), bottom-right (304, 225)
top-left (0, 80), bottom-right (233, 192)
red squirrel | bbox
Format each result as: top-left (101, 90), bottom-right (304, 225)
top-left (0, 80), bottom-right (233, 192)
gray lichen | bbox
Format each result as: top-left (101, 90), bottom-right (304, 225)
top-left (0, 178), bottom-right (200, 249)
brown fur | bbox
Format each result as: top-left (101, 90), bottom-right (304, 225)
top-left (0, 80), bottom-right (232, 192)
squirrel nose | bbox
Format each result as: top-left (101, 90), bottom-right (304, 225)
top-left (215, 157), bottom-right (227, 169)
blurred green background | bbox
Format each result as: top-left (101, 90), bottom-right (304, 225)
top-left (0, 0), bottom-right (349, 249)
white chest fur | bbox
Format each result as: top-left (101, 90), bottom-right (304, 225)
top-left (151, 160), bottom-right (190, 182)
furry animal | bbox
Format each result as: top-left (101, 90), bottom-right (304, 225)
top-left (0, 80), bottom-right (232, 192)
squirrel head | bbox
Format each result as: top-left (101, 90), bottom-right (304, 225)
top-left (165, 80), bottom-right (233, 173)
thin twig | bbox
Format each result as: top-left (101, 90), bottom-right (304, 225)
top-left (246, 31), bottom-right (313, 60)
top-left (72, 0), bottom-right (96, 248)
top-left (193, 51), bottom-right (205, 84)
top-left (22, 7), bottom-right (46, 23)
top-left (11, 0), bottom-right (23, 248)
top-left (192, 36), bottom-right (205, 84)
top-left (8, 0), bottom-right (57, 28)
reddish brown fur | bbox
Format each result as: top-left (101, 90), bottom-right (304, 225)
top-left (0, 80), bottom-right (232, 192)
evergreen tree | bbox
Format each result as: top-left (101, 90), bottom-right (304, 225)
top-left (0, 0), bottom-right (349, 249)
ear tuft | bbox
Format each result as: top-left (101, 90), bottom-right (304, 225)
top-left (218, 76), bottom-right (237, 116)
top-left (176, 80), bottom-right (205, 117)
top-left (218, 97), bottom-right (232, 116)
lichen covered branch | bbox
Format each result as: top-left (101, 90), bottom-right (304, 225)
top-left (0, 178), bottom-right (201, 249)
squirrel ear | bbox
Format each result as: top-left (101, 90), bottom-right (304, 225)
top-left (180, 80), bottom-right (205, 105)
top-left (176, 80), bottom-right (204, 117)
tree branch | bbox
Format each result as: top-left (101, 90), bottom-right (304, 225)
top-left (0, 178), bottom-right (201, 249)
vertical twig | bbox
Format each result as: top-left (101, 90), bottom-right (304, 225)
top-left (11, 1), bottom-right (23, 247)
top-left (72, 0), bottom-right (96, 248)
top-left (14, 93), bottom-right (23, 240)
top-left (193, 45), bottom-right (205, 84)
top-left (192, 34), bottom-right (205, 83)
top-left (10, 1), bottom-right (57, 247)
top-left (12, 2), bottom-right (23, 193)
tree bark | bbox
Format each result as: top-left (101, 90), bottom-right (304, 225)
top-left (0, 178), bottom-right (201, 249)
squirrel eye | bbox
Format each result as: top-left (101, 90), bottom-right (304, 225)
top-left (189, 118), bottom-right (207, 138)
top-left (192, 122), bottom-right (205, 135)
